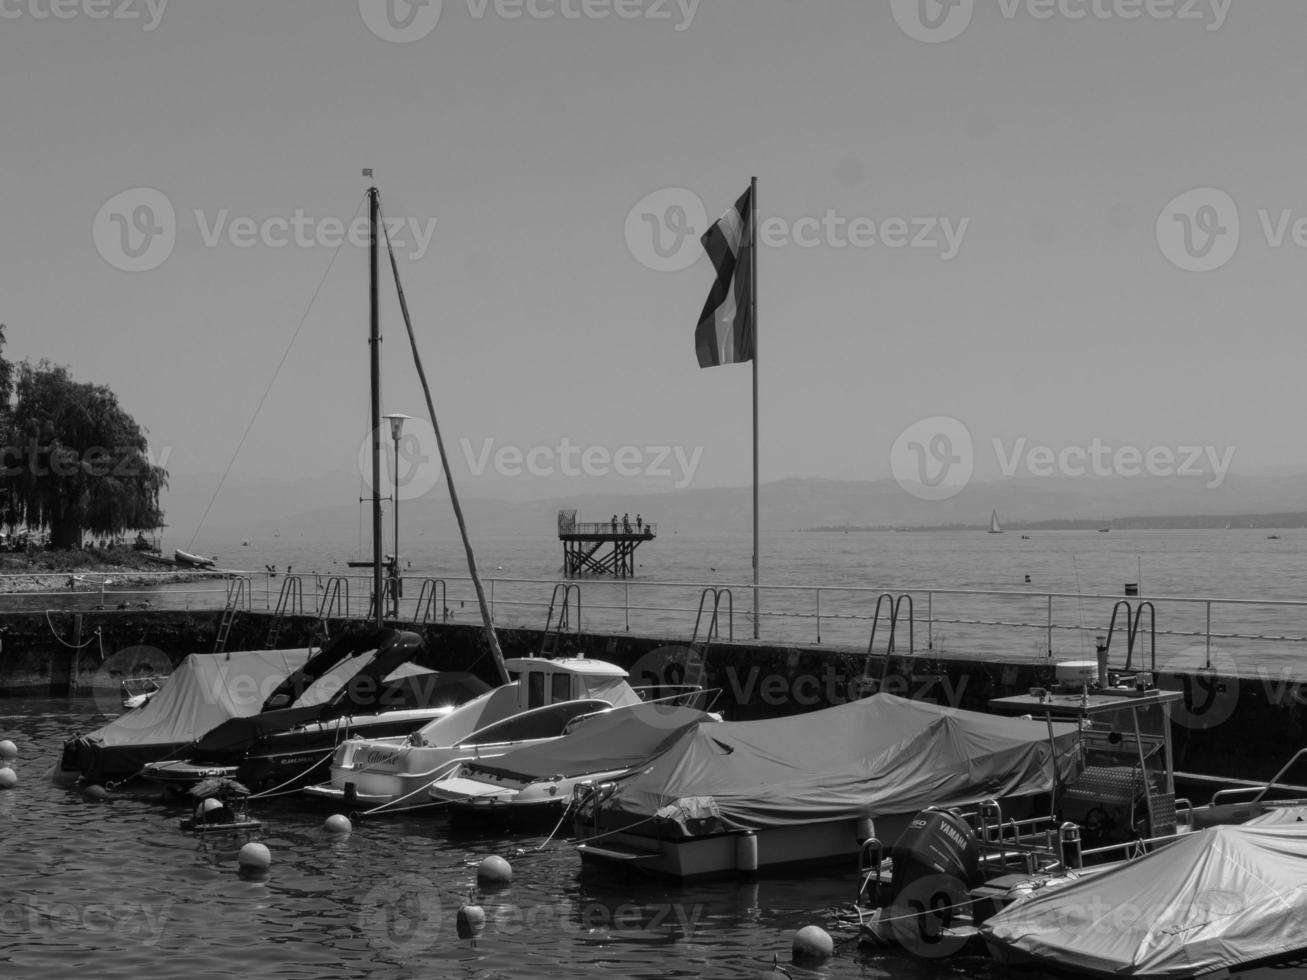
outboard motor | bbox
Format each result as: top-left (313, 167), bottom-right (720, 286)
top-left (890, 807), bottom-right (982, 900)
top-left (886, 807), bottom-right (982, 950)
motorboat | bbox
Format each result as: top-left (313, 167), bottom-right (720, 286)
top-left (981, 820), bottom-right (1307, 978)
top-left (427, 701), bottom-right (717, 825)
top-left (302, 656), bottom-right (710, 812)
top-left (139, 627), bottom-right (491, 792)
top-left (57, 646), bottom-right (316, 784)
top-left (573, 693), bottom-right (1080, 878)
top-left (844, 683), bottom-right (1307, 962)
top-left (174, 548), bottom-right (216, 567)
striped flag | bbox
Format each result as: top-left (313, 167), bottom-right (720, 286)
top-left (695, 186), bottom-right (754, 368)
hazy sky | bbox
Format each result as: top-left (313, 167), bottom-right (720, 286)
top-left (3, 0), bottom-right (1304, 518)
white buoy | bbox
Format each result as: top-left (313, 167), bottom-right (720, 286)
top-left (325, 813), bottom-right (352, 835)
top-left (83, 783), bottom-right (108, 801)
top-left (0, 767), bottom-right (16, 790)
top-left (456, 888), bottom-right (485, 939)
top-left (238, 842), bottom-right (271, 870)
top-left (0, 739), bottom-right (17, 759)
top-left (477, 855), bottom-right (512, 886)
top-left (792, 924), bottom-right (834, 962)
top-left (195, 797), bottom-right (223, 819)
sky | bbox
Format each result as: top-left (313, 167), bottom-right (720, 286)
top-left (3, 0), bottom-right (1305, 528)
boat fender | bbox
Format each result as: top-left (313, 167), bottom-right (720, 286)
top-left (1059, 822), bottom-right (1082, 869)
top-left (456, 888), bottom-right (485, 939)
top-left (856, 816), bottom-right (876, 844)
top-left (735, 830), bottom-right (759, 873)
top-left (477, 855), bottom-right (512, 887)
top-left (791, 924), bottom-right (834, 962)
top-left (238, 842), bottom-right (271, 871)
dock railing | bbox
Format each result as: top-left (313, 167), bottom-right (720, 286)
top-left (7, 571), bottom-right (1307, 677)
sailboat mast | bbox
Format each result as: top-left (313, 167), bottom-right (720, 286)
top-left (368, 183), bottom-right (384, 629)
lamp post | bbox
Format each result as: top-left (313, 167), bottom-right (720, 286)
top-left (383, 413), bottom-right (413, 619)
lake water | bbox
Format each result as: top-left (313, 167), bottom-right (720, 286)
top-left (6, 530), bottom-right (1307, 978)
top-left (1, 698), bottom-right (1067, 980)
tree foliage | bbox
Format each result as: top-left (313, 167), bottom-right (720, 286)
top-left (0, 328), bottom-right (168, 549)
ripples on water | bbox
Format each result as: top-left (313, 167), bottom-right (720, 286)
top-left (0, 699), bottom-right (1068, 980)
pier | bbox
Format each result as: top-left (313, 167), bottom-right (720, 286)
top-left (557, 510), bottom-right (655, 578)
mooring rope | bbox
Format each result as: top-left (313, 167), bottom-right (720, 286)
top-left (44, 611), bottom-right (100, 649)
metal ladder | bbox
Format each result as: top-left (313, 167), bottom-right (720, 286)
top-left (315, 576), bottom-right (350, 641)
top-left (686, 588), bottom-right (732, 689)
top-left (860, 592), bottom-right (914, 693)
top-left (411, 578), bottom-right (447, 628)
top-left (213, 576), bottom-right (251, 653)
top-left (266, 575), bottom-right (305, 649)
top-left (1105, 599), bottom-right (1157, 673)
top-left (541, 583), bottom-right (581, 657)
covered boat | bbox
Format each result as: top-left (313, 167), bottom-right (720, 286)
top-left (981, 822), bottom-right (1307, 978)
top-left (428, 701), bottom-right (716, 823)
top-left (141, 628), bottom-right (492, 792)
top-left (302, 656), bottom-right (708, 811)
top-left (575, 693), bottom-right (1078, 878)
top-left (58, 646), bottom-right (315, 783)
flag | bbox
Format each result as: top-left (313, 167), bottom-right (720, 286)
top-left (695, 186), bottom-right (754, 368)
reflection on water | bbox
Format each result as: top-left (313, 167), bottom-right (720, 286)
top-left (1, 698), bottom-right (1061, 980)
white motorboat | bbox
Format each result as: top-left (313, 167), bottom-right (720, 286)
top-left (427, 701), bottom-right (717, 824)
top-left (302, 656), bottom-right (709, 812)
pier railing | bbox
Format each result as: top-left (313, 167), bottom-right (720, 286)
top-left (6, 571), bottom-right (1307, 678)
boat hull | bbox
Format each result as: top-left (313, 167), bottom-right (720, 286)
top-left (577, 813), bottom-right (919, 879)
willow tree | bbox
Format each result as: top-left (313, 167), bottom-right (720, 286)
top-left (4, 360), bottom-right (168, 549)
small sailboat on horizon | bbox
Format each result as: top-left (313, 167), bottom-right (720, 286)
top-left (988, 510), bottom-right (1002, 534)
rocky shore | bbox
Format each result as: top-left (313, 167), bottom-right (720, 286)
top-left (0, 548), bottom-right (217, 594)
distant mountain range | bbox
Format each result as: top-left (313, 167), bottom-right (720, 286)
top-left (159, 469), bottom-right (1307, 544)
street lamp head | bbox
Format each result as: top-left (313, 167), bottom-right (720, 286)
top-left (383, 413), bottom-right (414, 442)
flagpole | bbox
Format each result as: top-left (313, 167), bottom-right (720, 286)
top-left (751, 175), bottom-right (759, 640)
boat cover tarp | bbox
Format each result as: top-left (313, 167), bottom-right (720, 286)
top-left (470, 703), bottom-right (715, 782)
top-left (186, 667), bottom-right (491, 759)
top-left (603, 694), bottom-right (1078, 834)
top-left (72, 648), bottom-right (314, 770)
top-left (981, 823), bottom-right (1307, 977)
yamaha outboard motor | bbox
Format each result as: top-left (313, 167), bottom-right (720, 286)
top-left (890, 807), bottom-right (982, 900)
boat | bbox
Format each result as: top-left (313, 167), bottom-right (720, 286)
top-left (845, 682), bottom-right (1307, 961)
top-left (174, 548), bottom-right (216, 567)
top-left (302, 657), bottom-right (711, 811)
top-left (573, 693), bottom-right (1079, 878)
top-left (988, 510), bottom-right (1002, 534)
top-left (426, 701), bottom-right (718, 825)
top-left (57, 646), bottom-right (316, 783)
top-left (980, 820), bottom-right (1307, 977)
top-left (138, 627), bottom-right (492, 792)
top-left (119, 675), bottom-right (165, 711)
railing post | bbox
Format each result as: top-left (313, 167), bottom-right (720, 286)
top-left (927, 591), bottom-right (934, 651)
top-left (1205, 601), bottom-right (1212, 669)
top-left (624, 582), bottom-right (630, 633)
top-left (816, 587), bottom-right (822, 644)
top-left (1047, 593), bottom-right (1054, 657)
top-left (490, 578), bottom-right (496, 625)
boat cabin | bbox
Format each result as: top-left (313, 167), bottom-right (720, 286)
top-left (502, 657), bottom-right (640, 713)
top-left (989, 686), bottom-right (1182, 846)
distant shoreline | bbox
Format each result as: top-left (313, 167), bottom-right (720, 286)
top-left (0, 547), bottom-right (216, 595)
top-left (806, 512), bottom-right (1307, 533)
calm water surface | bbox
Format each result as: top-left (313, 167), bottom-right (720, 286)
top-left (0, 698), bottom-right (1069, 980)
